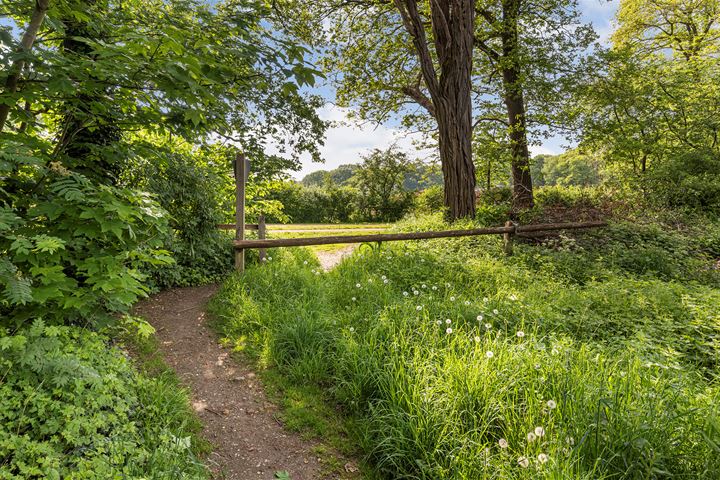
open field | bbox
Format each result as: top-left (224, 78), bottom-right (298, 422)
top-left (209, 216), bottom-right (720, 479)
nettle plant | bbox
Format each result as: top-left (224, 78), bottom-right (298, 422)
top-left (1, 155), bottom-right (170, 328)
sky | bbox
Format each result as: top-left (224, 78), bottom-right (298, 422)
top-left (288, 0), bottom-right (620, 180)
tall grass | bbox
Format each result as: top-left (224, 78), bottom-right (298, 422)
top-left (209, 220), bottom-right (720, 479)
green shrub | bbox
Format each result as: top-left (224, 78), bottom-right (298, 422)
top-left (412, 185), bottom-right (445, 216)
top-left (0, 173), bottom-right (170, 328)
top-left (0, 321), bottom-right (208, 479)
top-left (124, 147), bottom-right (235, 289)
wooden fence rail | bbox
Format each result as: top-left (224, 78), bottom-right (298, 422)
top-left (233, 220), bottom-right (606, 250)
top-left (218, 223), bottom-right (259, 231)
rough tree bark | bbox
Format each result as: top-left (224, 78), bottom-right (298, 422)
top-left (0, 0), bottom-right (50, 132)
top-left (500, 0), bottom-right (533, 211)
top-left (395, 0), bottom-right (477, 219)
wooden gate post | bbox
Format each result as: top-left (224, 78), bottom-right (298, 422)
top-left (234, 153), bottom-right (246, 271)
top-left (258, 214), bottom-right (266, 263)
top-left (503, 220), bottom-right (515, 256)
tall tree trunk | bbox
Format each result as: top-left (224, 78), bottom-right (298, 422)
top-left (395, 0), bottom-right (477, 219)
top-left (0, 0), bottom-right (50, 132)
top-left (56, 0), bottom-right (122, 184)
top-left (501, 0), bottom-right (534, 212)
top-left (436, 100), bottom-right (476, 218)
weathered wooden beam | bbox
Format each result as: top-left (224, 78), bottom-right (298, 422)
top-left (233, 221), bottom-right (607, 250)
top-left (218, 223), bottom-right (259, 231)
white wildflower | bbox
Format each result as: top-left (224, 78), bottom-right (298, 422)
top-left (450, 296), bottom-right (456, 302)
top-left (445, 319), bottom-right (452, 325)
top-left (485, 351), bottom-right (494, 359)
top-left (446, 327), bottom-right (453, 334)
top-left (356, 283), bottom-right (361, 288)
top-left (516, 331), bottom-right (525, 338)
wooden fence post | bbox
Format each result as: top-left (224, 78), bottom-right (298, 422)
top-left (503, 220), bottom-right (515, 256)
top-left (234, 153), bottom-right (246, 271)
top-left (258, 214), bottom-right (266, 263)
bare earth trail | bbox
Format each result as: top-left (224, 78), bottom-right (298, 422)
top-left (133, 249), bottom-right (355, 480)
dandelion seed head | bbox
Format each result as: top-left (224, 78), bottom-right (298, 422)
top-left (349, 327), bottom-right (355, 333)
top-left (464, 300), bottom-right (470, 305)
top-left (547, 400), bottom-right (557, 409)
top-left (509, 294), bottom-right (518, 301)
top-left (516, 331), bottom-right (525, 338)
top-left (381, 275), bottom-right (387, 280)
top-left (446, 327), bottom-right (453, 334)
top-left (445, 319), bottom-right (452, 324)
top-left (518, 456), bottom-right (529, 468)
top-left (493, 309), bottom-right (499, 315)
top-left (477, 314), bottom-right (484, 321)
top-left (486, 351), bottom-right (494, 359)
top-left (450, 296), bottom-right (456, 302)
top-left (303, 260), bottom-right (308, 265)
top-left (413, 290), bottom-right (420, 296)
top-left (356, 283), bottom-right (361, 288)
top-left (538, 453), bottom-right (548, 464)
top-left (498, 438), bottom-right (508, 449)
top-left (474, 336), bottom-right (481, 343)
top-left (403, 291), bottom-right (409, 296)
top-left (527, 432), bottom-right (537, 442)
top-left (432, 285), bottom-right (437, 290)
top-left (352, 297), bottom-right (356, 301)
top-left (421, 284), bottom-right (427, 289)
top-left (484, 323), bottom-right (492, 330)
top-left (534, 426), bottom-right (545, 437)
top-left (416, 305), bottom-right (423, 311)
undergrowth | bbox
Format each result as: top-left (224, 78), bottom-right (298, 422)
top-left (209, 215), bottom-right (720, 479)
top-left (0, 321), bottom-right (209, 479)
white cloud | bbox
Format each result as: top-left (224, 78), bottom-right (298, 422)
top-left (289, 105), bottom-right (431, 180)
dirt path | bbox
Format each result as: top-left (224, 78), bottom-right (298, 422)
top-left (316, 245), bottom-right (357, 271)
top-left (134, 285), bottom-right (323, 480)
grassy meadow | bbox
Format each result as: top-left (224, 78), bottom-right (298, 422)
top-left (209, 215), bottom-right (720, 479)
